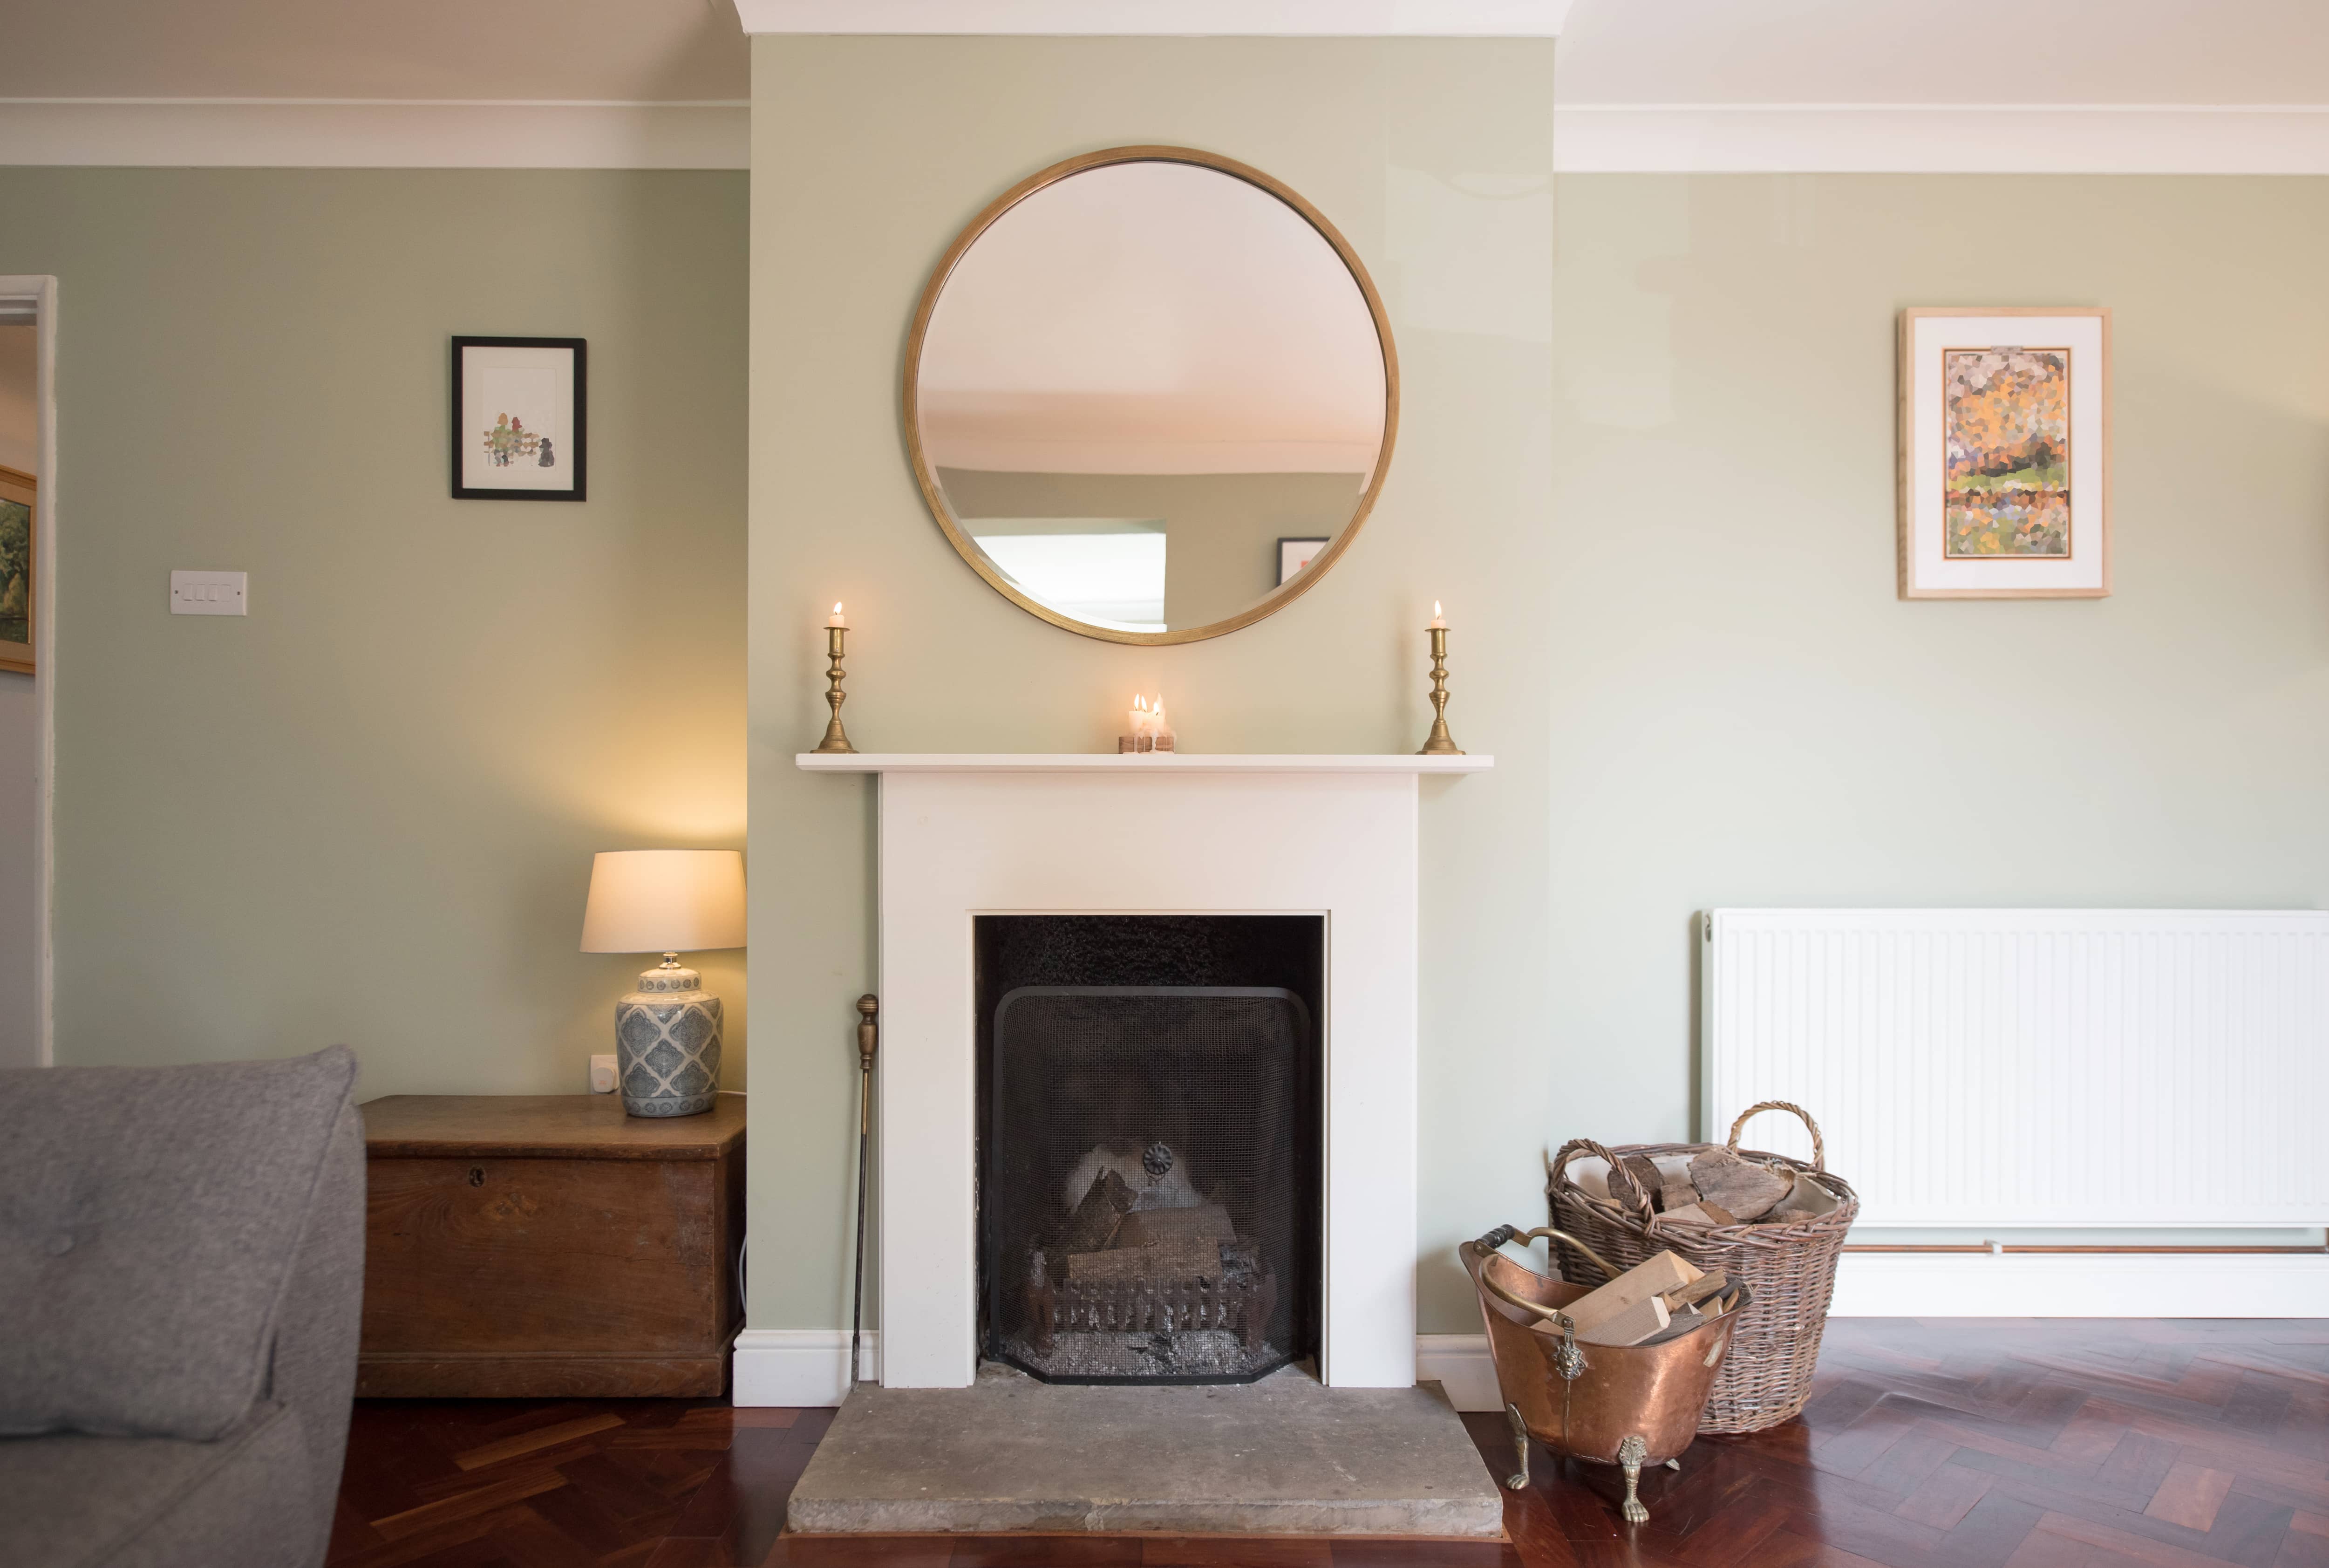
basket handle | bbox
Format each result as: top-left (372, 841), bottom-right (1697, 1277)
top-left (1725, 1100), bottom-right (1825, 1172)
top-left (1549, 1137), bottom-right (1656, 1216)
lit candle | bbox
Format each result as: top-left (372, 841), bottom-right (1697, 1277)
top-left (1149, 695), bottom-right (1173, 752)
top-left (827, 601), bottom-right (847, 629)
top-left (1130, 694), bottom-right (1150, 745)
top-left (1429, 600), bottom-right (1446, 630)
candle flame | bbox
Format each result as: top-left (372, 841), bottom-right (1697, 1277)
top-left (1433, 600), bottom-right (1442, 618)
top-left (832, 602), bottom-right (843, 614)
top-left (1134, 695), bottom-right (1147, 711)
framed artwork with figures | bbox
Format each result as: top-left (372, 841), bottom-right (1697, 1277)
top-left (0, 464), bottom-right (31, 674)
top-left (452, 336), bottom-right (586, 501)
top-left (1898, 307), bottom-right (2109, 599)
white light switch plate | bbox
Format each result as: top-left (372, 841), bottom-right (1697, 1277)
top-left (590, 1054), bottom-right (618, 1094)
top-left (170, 571), bottom-right (247, 615)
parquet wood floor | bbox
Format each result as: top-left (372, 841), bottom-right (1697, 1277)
top-left (328, 1320), bottom-right (2329, 1568)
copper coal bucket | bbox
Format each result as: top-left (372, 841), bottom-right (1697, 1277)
top-left (1460, 1225), bottom-right (1750, 1524)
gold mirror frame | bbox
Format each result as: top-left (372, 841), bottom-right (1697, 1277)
top-left (903, 145), bottom-right (1400, 647)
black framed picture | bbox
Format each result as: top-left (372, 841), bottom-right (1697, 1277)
top-left (1277, 536), bottom-right (1329, 586)
top-left (451, 336), bottom-right (586, 501)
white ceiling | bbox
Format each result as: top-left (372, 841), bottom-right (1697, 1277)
top-left (1555, 0), bottom-right (2329, 105)
top-left (2, 0), bottom-right (2322, 106)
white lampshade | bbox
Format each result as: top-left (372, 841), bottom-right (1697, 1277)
top-left (580, 850), bottom-right (747, 954)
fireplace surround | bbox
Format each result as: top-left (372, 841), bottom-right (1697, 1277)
top-left (776, 752), bottom-right (1491, 1395)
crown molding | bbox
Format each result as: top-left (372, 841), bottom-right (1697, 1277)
top-left (1554, 102), bottom-right (2329, 174)
top-left (732, 0), bottom-right (1573, 35)
top-left (5, 96), bottom-right (2322, 174)
top-left (0, 99), bottom-right (747, 169)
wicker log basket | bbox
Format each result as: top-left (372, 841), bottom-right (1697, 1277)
top-left (1547, 1102), bottom-right (1858, 1434)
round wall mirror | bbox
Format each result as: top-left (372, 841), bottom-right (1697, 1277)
top-left (905, 147), bottom-right (1398, 645)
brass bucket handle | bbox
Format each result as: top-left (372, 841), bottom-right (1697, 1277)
top-left (1469, 1225), bottom-right (1745, 1338)
top-left (1468, 1224), bottom-right (1626, 1336)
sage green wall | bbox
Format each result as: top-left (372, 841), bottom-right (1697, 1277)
top-left (1546, 173), bottom-right (2329, 1250)
top-left (748, 36), bottom-right (1559, 1333)
top-left (0, 168), bottom-right (750, 1093)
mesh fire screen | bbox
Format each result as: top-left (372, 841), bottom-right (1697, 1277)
top-left (985, 986), bottom-right (1311, 1384)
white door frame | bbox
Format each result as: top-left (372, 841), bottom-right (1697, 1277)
top-left (1, 276), bottom-right (58, 1065)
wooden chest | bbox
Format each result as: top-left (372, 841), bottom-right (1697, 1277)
top-left (357, 1094), bottom-right (745, 1398)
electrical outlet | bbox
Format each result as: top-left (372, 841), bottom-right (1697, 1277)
top-left (590, 1054), bottom-right (617, 1094)
top-left (170, 571), bottom-right (247, 615)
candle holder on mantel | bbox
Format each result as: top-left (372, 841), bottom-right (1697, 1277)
top-left (812, 604), bottom-right (858, 755)
top-left (1417, 605), bottom-right (1464, 756)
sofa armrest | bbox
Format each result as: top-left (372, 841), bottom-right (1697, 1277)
top-left (261, 1097), bottom-right (365, 1561)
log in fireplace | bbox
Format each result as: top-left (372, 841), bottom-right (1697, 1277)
top-left (975, 916), bottom-right (1322, 1384)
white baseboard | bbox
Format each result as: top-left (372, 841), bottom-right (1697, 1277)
top-left (732, 1329), bottom-right (880, 1407)
top-left (737, 1254), bottom-right (2329, 1409)
top-left (1416, 1334), bottom-right (1503, 1414)
top-left (1828, 1251), bottom-right (2329, 1317)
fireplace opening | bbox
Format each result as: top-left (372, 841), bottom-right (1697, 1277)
top-left (975, 916), bottom-right (1323, 1384)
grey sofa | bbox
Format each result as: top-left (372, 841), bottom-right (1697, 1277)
top-left (0, 1047), bottom-right (365, 1568)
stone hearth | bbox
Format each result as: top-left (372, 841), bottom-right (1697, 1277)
top-left (785, 1362), bottom-right (1505, 1538)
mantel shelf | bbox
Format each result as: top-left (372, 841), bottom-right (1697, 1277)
top-left (795, 752), bottom-right (1493, 775)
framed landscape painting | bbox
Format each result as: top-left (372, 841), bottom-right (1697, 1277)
top-left (0, 464), bottom-right (31, 674)
top-left (1898, 307), bottom-right (2110, 599)
top-left (451, 337), bottom-right (586, 501)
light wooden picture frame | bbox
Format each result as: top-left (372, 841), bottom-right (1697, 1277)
top-left (1898, 307), bottom-right (2111, 600)
top-left (0, 463), bottom-right (31, 674)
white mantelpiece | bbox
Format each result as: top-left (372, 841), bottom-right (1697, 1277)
top-left (797, 753), bottom-right (1492, 774)
top-left (802, 753), bottom-right (1489, 1391)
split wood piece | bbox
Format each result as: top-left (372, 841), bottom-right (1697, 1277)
top-left (1576, 1292), bottom-right (1669, 1347)
top-left (1060, 1168), bottom-right (1135, 1253)
top-left (1553, 1249), bottom-right (1700, 1340)
top-left (1114, 1203), bottom-right (1235, 1248)
top-left (1660, 1179), bottom-right (1702, 1213)
top-left (1660, 1200), bottom-right (1738, 1228)
top-left (1636, 1307), bottom-right (1709, 1348)
top-left (1686, 1150), bottom-right (1793, 1222)
top-left (1064, 1237), bottom-right (1221, 1285)
top-left (1659, 1271), bottom-right (1730, 1312)
top-left (1767, 1172), bottom-right (1840, 1220)
top-left (1619, 1154), bottom-right (1666, 1210)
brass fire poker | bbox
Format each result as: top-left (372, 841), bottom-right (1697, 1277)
top-left (813, 626), bottom-right (858, 754)
top-left (849, 994), bottom-right (878, 1386)
top-left (1417, 625), bottom-right (1464, 755)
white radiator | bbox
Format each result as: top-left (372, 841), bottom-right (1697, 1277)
top-left (1700, 909), bottom-right (2329, 1227)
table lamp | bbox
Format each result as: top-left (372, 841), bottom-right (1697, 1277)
top-left (580, 849), bottom-right (747, 1118)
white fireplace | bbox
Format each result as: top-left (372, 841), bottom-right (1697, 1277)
top-left (789, 752), bottom-right (1490, 1391)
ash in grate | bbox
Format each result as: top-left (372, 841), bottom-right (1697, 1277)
top-left (986, 986), bottom-right (1311, 1384)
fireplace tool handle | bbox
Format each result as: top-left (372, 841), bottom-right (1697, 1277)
top-left (850, 995), bottom-right (878, 1389)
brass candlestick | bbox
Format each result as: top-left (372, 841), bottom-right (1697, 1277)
top-left (1417, 625), bottom-right (1464, 755)
top-left (812, 625), bottom-right (858, 754)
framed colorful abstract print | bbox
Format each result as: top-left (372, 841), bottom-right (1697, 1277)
top-left (451, 337), bottom-right (586, 501)
top-left (1898, 308), bottom-right (2109, 599)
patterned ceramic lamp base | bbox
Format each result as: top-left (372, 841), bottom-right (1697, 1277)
top-left (616, 961), bottom-right (723, 1118)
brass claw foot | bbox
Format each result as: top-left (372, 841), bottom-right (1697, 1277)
top-left (1617, 1435), bottom-right (1649, 1524)
top-left (1504, 1404), bottom-right (1531, 1491)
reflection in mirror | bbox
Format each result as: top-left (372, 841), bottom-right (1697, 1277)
top-left (910, 152), bottom-right (1394, 643)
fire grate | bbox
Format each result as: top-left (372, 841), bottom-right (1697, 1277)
top-left (985, 986), bottom-right (1311, 1384)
